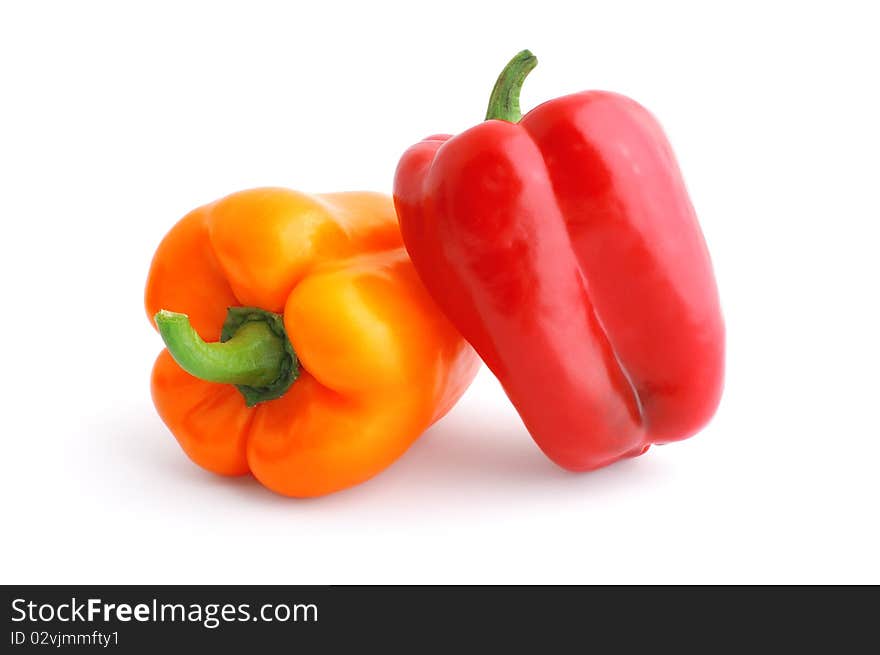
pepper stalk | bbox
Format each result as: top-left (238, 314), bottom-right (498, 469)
top-left (485, 49), bottom-right (538, 123)
top-left (154, 307), bottom-right (299, 406)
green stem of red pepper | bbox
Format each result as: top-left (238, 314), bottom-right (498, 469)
top-left (485, 49), bottom-right (538, 123)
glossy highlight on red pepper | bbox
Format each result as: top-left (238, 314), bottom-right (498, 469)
top-left (394, 50), bottom-right (724, 471)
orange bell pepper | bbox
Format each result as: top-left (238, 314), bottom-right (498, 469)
top-left (145, 188), bottom-right (479, 497)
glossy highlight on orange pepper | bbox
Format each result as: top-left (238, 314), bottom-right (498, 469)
top-left (145, 189), bottom-right (479, 497)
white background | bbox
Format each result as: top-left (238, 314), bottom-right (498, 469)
top-left (1, 0), bottom-right (878, 584)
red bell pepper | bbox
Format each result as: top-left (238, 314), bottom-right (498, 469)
top-left (394, 50), bottom-right (724, 471)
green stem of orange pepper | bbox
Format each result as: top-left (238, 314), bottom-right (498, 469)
top-left (155, 307), bottom-right (299, 406)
